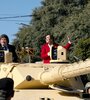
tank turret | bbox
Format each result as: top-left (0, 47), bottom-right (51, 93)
top-left (0, 49), bottom-right (90, 99)
top-left (0, 59), bottom-right (90, 100)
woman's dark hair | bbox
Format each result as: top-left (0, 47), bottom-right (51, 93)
top-left (0, 34), bottom-right (9, 43)
top-left (50, 35), bottom-right (54, 42)
top-left (49, 35), bottom-right (55, 44)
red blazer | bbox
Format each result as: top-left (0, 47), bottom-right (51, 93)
top-left (41, 43), bottom-right (71, 63)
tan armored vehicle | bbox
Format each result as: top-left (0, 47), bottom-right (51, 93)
top-left (0, 46), bottom-right (90, 100)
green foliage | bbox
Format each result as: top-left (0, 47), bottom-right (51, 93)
top-left (74, 38), bottom-right (90, 60)
top-left (13, 0), bottom-right (90, 63)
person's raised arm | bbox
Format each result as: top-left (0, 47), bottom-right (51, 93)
top-left (63, 36), bottom-right (72, 50)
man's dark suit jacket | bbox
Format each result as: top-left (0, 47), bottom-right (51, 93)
top-left (0, 44), bottom-right (18, 62)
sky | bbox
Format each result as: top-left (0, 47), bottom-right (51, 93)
top-left (0, 0), bottom-right (42, 43)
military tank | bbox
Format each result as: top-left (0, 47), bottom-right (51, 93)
top-left (0, 46), bottom-right (90, 100)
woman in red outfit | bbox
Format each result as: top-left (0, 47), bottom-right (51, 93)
top-left (41, 35), bottom-right (71, 63)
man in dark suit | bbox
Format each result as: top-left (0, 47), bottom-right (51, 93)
top-left (0, 34), bottom-right (18, 62)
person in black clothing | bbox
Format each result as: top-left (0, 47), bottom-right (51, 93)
top-left (0, 78), bottom-right (14, 100)
top-left (0, 34), bottom-right (18, 62)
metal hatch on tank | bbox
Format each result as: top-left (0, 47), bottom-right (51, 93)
top-left (50, 46), bottom-right (69, 63)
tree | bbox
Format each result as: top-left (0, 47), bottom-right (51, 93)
top-left (74, 38), bottom-right (90, 60)
top-left (13, 0), bottom-right (90, 63)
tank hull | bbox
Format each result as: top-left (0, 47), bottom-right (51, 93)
top-left (0, 59), bottom-right (90, 100)
top-left (12, 89), bottom-right (83, 100)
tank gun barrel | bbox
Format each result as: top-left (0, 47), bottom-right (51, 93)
top-left (39, 59), bottom-right (90, 85)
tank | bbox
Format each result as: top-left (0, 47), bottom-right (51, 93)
top-left (0, 48), bottom-right (90, 100)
